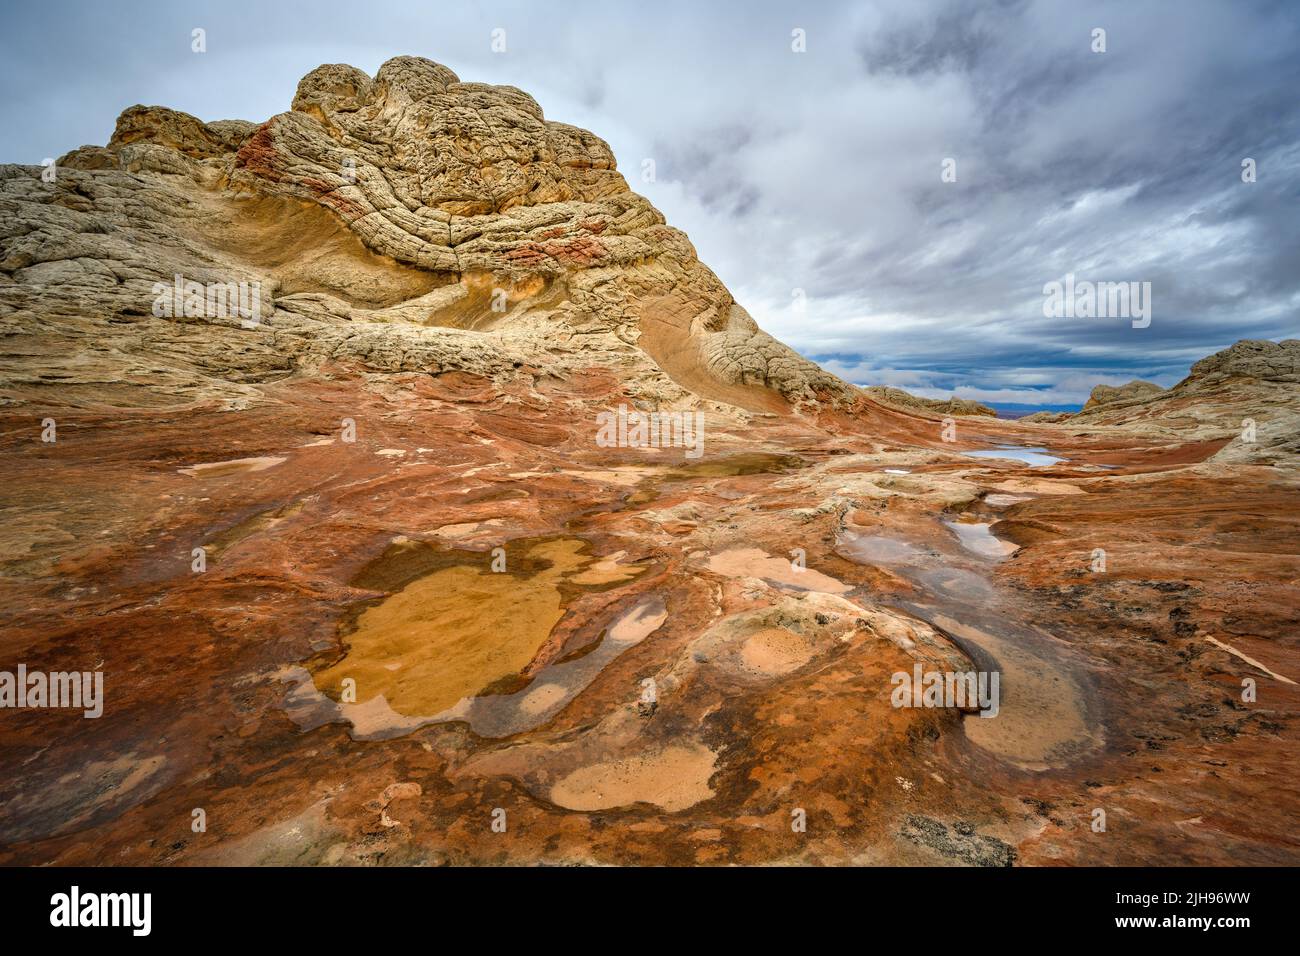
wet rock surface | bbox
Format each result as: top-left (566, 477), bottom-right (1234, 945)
top-left (1, 367), bottom-right (1294, 866)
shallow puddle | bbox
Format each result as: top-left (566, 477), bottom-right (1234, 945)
top-left (463, 596), bottom-right (668, 737)
top-left (662, 452), bottom-right (805, 478)
top-left (921, 610), bottom-right (1099, 771)
top-left (305, 536), bottom-right (645, 734)
top-left (913, 566), bottom-right (997, 602)
top-left (548, 743), bottom-right (718, 812)
top-left (624, 453), bottom-right (806, 506)
top-left (944, 519), bottom-right (1018, 559)
top-left (706, 546), bottom-right (851, 593)
top-left (963, 445), bottom-right (1065, 467)
top-left (836, 523), bottom-right (1099, 770)
top-left (835, 531), bottom-right (924, 566)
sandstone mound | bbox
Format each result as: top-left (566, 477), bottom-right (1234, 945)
top-left (1080, 380), bottom-right (1165, 411)
top-left (1036, 338), bottom-right (1299, 462)
top-left (1177, 338), bottom-right (1300, 388)
top-left (861, 386), bottom-right (996, 418)
top-left (0, 56), bottom-right (851, 413)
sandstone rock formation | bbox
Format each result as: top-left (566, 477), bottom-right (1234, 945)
top-left (1181, 337), bottom-right (1300, 386)
top-left (1029, 339), bottom-right (1299, 461)
top-left (861, 385), bottom-right (997, 418)
top-left (1, 56), bottom-right (849, 415)
top-left (1, 58), bottom-right (1297, 871)
top-left (1080, 380), bottom-right (1165, 411)
top-left (1017, 410), bottom-right (1070, 423)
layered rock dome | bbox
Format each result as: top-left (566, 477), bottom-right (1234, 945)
top-left (1, 56), bottom-right (846, 413)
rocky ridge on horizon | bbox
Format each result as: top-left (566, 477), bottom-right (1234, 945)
top-left (860, 385), bottom-right (998, 418)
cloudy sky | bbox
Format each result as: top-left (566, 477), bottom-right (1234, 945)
top-left (3, 0), bottom-right (1297, 408)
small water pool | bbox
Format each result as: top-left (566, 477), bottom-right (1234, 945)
top-left (943, 519), bottom-right (1019, 559)
top-left (963, 445), bottom-right (1065, 467)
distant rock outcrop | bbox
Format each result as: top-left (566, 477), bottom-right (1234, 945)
top-left (1177, 338), bottom-right (1300, 389)
top-left (1032, 339), bottom-right (1299, 461)
top-left (1081, 380), bottom-right (1165, 411)
top-left (861, 386), bottom-right (997, 418)
top-left (1019, 410), bottom-right (1071, 423)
